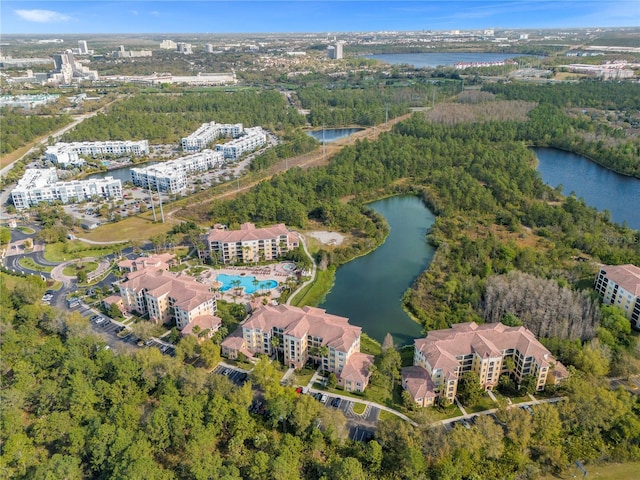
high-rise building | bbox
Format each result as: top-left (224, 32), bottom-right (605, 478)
top-left (327, 41), bottom-right (345, 60)
top-left (177, 42), bottom-right (193, 54)
top-left (78, 40), bottom-right (89, 55)
top-left (204, 43), bottom-right (214, 53)
top-left (335, 40), bottom-right (344, 59)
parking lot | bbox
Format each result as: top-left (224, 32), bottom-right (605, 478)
top-left (213, 364), bottom-right (249, 386)
top-left (308, 391), bottom-right (380, 425)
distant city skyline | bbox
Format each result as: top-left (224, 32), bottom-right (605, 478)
top-left (2, 1), bottom-right (639, 35)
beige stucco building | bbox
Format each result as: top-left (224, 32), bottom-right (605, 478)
top-left (200, 222), bottom-right (299, 264)
top-left (402, 322), bottom-right (569, 407)
top-left (119, 268), bottom-right (216, 330)
top-left (222, 304), bottom-right (374, 392)
top-left (595, 264), bottom-right (640, 330)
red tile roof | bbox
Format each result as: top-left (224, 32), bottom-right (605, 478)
top-left (121, 268), bottom-right (213, 312)
top-left (401, 365), bottom-right (437, 400)
top-left (181, 315), bottom-right (222, 336)
top-left (600, 264), bottom-right (640, 296)
top-left (244, 304), bottom-right (361, 353)
top-left (415, 322), bottom-right (564, 379)
top-left (206, 222), bottom-right (299, 244)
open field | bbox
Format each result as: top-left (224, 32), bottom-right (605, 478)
top-left (75, 216), bottom-right (174, 243)
top-left (44, 242), bottom-right (121, 262)
top-left (540, 462), bottom-right (640, 480)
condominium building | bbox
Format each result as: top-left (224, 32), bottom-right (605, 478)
top-left (181, 122), bottom-right (244, 152)
top-left (177, 43), bottom-right (193, 55)
top-left (402, 322), bottom-right (569, 407)
top-left (130, 149), bottom-right (225, 194)
top-left (45, 140), bottom-right (149, 164)
top-left (114, 45), bottom-right (152, 58)
top-left (49, 51), bottom-right (99, 83)
top-left (118, 253), bottom-right (177, 273)
top-left (327, 41), bottom-right (345, 60)
top-left (215, 127), bottom-right (267, 160)
top-left (200, 222), bottom-right (299, 264)
top-left (595, 264), bottom-right (640, 329)
top-left (118, 268), bottom-right (216, 330)
top-left (160, 39), bottom-right (177, 50)
top-left (11, 168), bottom-right (122, 210)
top-left (221, 304), bottom-right (374, 392)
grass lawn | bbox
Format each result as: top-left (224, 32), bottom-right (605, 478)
top-left (44, 242), bottom-right (120, 262)
top-left (352, 403), bottom-right (366, 415)
top-left (465, 393), bottom-right (499, 414)
top-left (360, 333), bottom-right (381, 356)
top-left (63, 261), bottom-right (98, 276)
top-left (18, 257), bottom-right (53, 272)
top-left (0, 272), bottom-right (23, 291)
top-left (417, 405), bottom-right (463, 422)
top-left (292, 366), bottom-right (316, 387)
top-left (17, 226), bottom-right (36, 234)
top-left (290, 266), bottom-right (335, 307)
top-left (75, 216), bottom-right (175, 243)
top-left (539, 462), bottom-right (640, 480)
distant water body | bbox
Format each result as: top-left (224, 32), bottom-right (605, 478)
top-left (534, 148), bottom-right (640, 230)
top-left (365, 52), bottom-right (523, 68)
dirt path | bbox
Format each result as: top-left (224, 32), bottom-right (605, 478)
top-left (168, 112), bottom-right (414, 221)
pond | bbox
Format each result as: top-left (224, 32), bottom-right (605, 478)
top-left (320, 196), bottom-right (435, 345)
top-left (307, 128), bottom-right (364, 143)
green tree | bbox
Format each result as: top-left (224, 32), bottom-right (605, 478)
top-left (457, 371), bottom-right (484, 406)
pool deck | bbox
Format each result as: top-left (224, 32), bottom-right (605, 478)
top-left (196, 262), bottom-right (296, 303)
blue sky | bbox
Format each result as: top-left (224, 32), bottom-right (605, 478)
top-left (2, 1), bottom-right (639, 34)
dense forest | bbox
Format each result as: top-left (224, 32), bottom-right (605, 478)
top-left (298, 84), bottom-right (421, 127)
top-left (482, 82), bottom-right (640, 177)
top-left (61, 90), bottom-right (307, 143)
top-left (1, 109), bottom-right (72, 155)
top-left (2, 265), bottom-right (639, 479)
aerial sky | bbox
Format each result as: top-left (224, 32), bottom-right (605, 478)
top-left (2, 1), bottom-right (639, 34)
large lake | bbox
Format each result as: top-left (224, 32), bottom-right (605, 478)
top-left (534, 148), bottom-right (640, 230)
top-left (365, 52), bottom-right (523, 68)
top-left (320, 196), bottom-right (435, 345)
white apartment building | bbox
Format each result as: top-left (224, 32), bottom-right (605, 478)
top-left (215, 127), bottom-right (267, 160)
top-left (181, 122), bottom-right (244, 152)
top-left (45, 140), bottom-right (149, 164)
top-left (221, 304), bottom-right (374, 391)
top-left (402, 322), bottom-right (569, 407)
top-left (49, 51), bottom-right (98, 84)
top-left (200, 222), bottom-right (299, 264)
top-left (44, 144), bottom-right (83, 167)
top-left (160, 40), bottom-right (177, 50)
top-left (177, 43), bottom-right (193, 54)
top-left (11, 168), bottom-right (122, 210)
top-left (595, 264), bottom-right (640, 329)
top-left (119, 268), bottom-right (216, 330)
top-left (130, 149), bottom-right (225, 194)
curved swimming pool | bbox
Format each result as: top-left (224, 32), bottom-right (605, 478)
top-left (217, 274), bottom-right (278, 294)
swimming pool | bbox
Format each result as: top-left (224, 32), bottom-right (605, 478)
top-left (217, 274), bottom-right (278, 294)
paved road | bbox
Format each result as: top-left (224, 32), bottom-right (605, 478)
top-left (286, 234), bottom-right (316, 305)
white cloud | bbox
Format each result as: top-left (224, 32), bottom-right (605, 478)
top-left (15, 9), bottom-right (72, 23)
